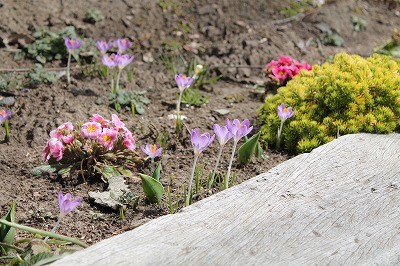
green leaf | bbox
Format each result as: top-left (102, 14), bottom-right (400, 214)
top-left (255, 140), bottom-right (263, 158)
top-left (101, 165), bottom-right (120, 182)
top-left (139, 174), bottom-right (164, 204)
top-left (135, 103), bottom-right (145, 115)
top-left (30, 164), bottom-right (71, 176)
top-left (238, 132), bottom-right (261, 164)
top-left (0, 201), bottom-right (16, 254)
top-left (31, 165), bottom-right (57, 176)
top-left (57, 165), bottom-right (73, 175)
top-left (152, 163), bottom-right (162, 182)
top-left (117, 167), bottom-right (133, 177)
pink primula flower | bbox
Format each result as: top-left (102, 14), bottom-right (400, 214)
top-left (81, 122), bottom-right (102, 139)
top-left (111, 114), bottom-right (125, 129)
top-left (90, 114), bottom-right (110, 127)
top-left (271, 66), bottom-right (291, 83)
top-left (50, 122), bottom-right (74, 144)
top-left (278, 55), bottom-right (293, 65)
top-left (98, 128), bottom-right (117, 150)
top-left (43, 138), bottom-right (65, 161)
top-left (123, 131), bottom-right (136, 151)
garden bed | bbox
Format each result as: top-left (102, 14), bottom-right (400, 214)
top-left (0, 0), bottom-right (399, 255)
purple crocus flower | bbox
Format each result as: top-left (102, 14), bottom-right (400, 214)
top-left (141, 143), bottom-right (163, 159)
top-left (96, 40), bottom-right (113, 54)
top-left (175, 74), bottom-right (194, 92)
top-left (115, 54), bottom-right (134, 70)
top-left (213, 124), bottom-right (233, 146)
top-left (58, 191), bottom-right (81, 217)
top-left (115, 38), bottom-right (133, 53)
top-left (102, 53), bottom-right (117, 69)
top-left (226, 118), bottom-right (253, 142)
top-left (190, 128), bottom-right (215, 156)
top-left (0, 108), bottom-right (11, 124)
top-left (64, 37), bottom-right (83, 51)
top-left (277, 103), bottom-right (294, 122)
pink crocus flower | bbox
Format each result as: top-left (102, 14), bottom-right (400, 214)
top-left (64, 37), bottom-right (83, 51)
top-left (43, 138), bottom-right (65, 161)
top-left (98, 128), bottom-right (117, 150)
top-left (111, 114), bottom-right (125, 129)
top-left (102, 53), bottom-right (117, 69)
top-left (277, 103), bottom-right (295, 122)
top-left (115, 38), bottom-right (133, 53)
top-left (0, 108), bottom-right (12, 124)
top-left (58, 191), bottom-right (81, 217)
top-left (115, 54), bottom-right (134, 70)
top-left (226, 118), bottom-right (253, 143)
top-left (81, 122), bottom-right (102, 139)
top-left (190, 128), bottom-right (215, 156)
top-left (213, 124), bottom-right (233, 146)
top-left (90, 114), bottom-right (110, 127)
top-left (96, 40), bottom-right (113, 54)
top-left (141, 143), bottom-right (162, 159)
top-left (175, 74), bottom-right (195, 92)
top-left (123, 131), bottom-right (136, 151)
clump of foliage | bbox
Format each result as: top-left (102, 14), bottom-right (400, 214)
top-left (18, 26), bottom-right (77, 64)
top-left (84, 9), bottom-right (105, 24)
top-left (258, 53), bottom-right (400, 154)
top-left (109, 89), bottom-right (151, 114)
top-left (26, 64), bottom-right (59, 86)
top-left (376, 29), bottom-right (400, 58)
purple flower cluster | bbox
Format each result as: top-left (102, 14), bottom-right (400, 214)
top-left (186, 118), bottom-right (253, 205)
top-left (97, 38), bottom-right (134, 70)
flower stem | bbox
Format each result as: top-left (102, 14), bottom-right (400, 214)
top-left (224, 141), bottom-right (238, 189)
top-left (44, 215), bottom-right (63, 241)
top-left (67, 52), bottom-right (71, 84)
top-left (209, 146), bottom-right (223, 189)
top-left (185, 154), bottom-right (199, 206)
top-left (176, 90), bottom-right (184, 131)
top-left (115, 68), bottom-right (122, 95)
top-left (4, 120), bottom-right (10, 142)
top-left (0, 219), bottom-right (88, 248)
top-left (276, 120), bottom-right (284, 149)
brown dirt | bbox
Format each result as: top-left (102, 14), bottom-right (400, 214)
top-left (0, 0), bottom-right (399, 247)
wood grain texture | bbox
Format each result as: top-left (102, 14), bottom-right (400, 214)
top-left (53, 133), bottom-right (400, 266)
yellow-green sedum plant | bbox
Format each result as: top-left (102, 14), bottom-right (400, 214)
top-left (258, 53), bottom-right (400, 154)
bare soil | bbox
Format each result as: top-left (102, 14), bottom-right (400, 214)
top-left (0, 0), bottom-right (398, 246)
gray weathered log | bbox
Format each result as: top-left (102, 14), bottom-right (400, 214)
top-left (53, 133), bottom-right (400, 265)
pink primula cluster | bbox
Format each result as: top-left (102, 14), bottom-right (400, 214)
top-left (43, 114), bottom-right (136, 162)
top-left (263, 55), bottom-right (312, 85)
